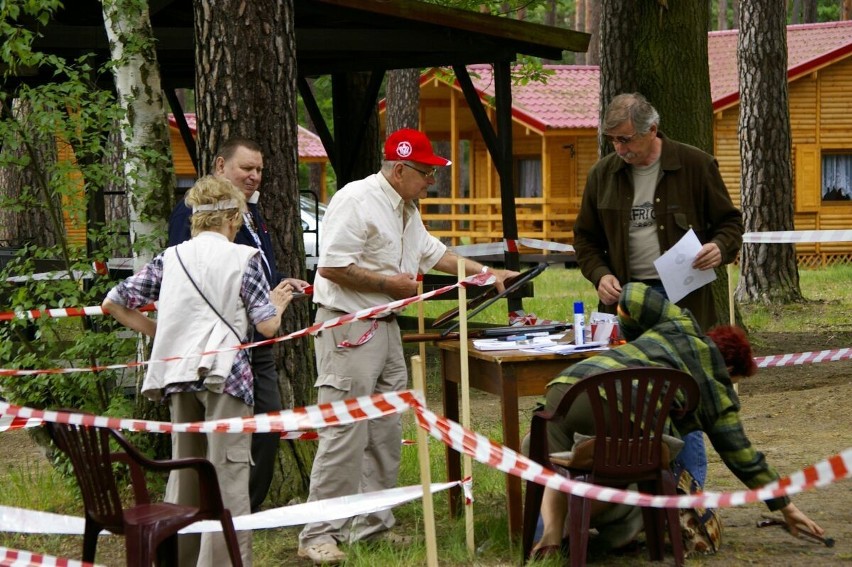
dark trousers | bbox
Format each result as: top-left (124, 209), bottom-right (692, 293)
top-left (250, 343), bottom-right (283, 513)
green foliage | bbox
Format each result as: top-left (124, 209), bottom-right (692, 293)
top-left (0, 1), bottom-right (152, 418)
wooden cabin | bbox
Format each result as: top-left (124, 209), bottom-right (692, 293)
top-left (712, 21), bottom-right (852, 266)
top-left (387, 21), bottom-right (852, 265)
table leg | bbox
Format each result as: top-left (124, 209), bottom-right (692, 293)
top-left (501, 374), bottom-right (523, 538)
top-left (441, 349), bottom-right (462, 518)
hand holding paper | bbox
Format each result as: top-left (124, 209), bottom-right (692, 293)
top-left (653, 229), bottom-right (717, 304)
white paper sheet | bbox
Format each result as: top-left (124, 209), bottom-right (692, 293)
top-left (472, 334), bottom-right (565, 351)
top-left (653, 228), bottom-right (717, 303)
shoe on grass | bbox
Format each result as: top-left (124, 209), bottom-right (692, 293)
top-left (297, 541), bottom-right (347, 565)
top-left (360, 530), bottom-right (414, 546)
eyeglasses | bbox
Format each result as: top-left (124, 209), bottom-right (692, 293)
top-left (604, 131), bottom-right (643, 145)
top-left (402, 162), bottom-right (437, 179)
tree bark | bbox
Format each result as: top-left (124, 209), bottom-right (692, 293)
top-left (736, 0), bottom-right (803, 304)
top-left (802, 0), bottom-right (818, 23)
top-left (386, 69), bottom-right (421, 134)
top-left (0, 99), bottom-right (60, 249)
top-left (790, 0), bottom-right (801, 24)
top-left (575, 0), bottom-right (586, 65)
top-left (102, 0), bottom-right (172, 269)
top-left (599, 0), bottom-right (639, 144)
top-left (195, 0), bottom-right (315, 501)
top-left (585, 0), bottom-right (601, 65)
top-left (600, 0), bottom-right (737, 323)
top-left (718, 0), bottom-right (729, 30)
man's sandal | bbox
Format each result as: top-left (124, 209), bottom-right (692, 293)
top-left (297, 542), bottom-right (347, 565)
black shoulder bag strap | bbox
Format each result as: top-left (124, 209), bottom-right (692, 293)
top-left (174, 247), bottom-right (245, 348)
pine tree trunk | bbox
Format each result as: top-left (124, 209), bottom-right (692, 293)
top-left (736, 0), bottom-right (803, 304)
top-left (585, 0), bottom-right (601, 65)
top-left (102, 0), bottom-right (172, 269)
top-left (386, 69), bottom-right (421, 134)
top-left (600, 0), bottom-right (738, 324)
top-left (790, 0), bottom-right (802, 24)
top-left (718, 0), bottom-right (729, 30)
top-left (575, 0), bottom-right (587, 65)
top-left (802, 0), bottom-right (818, 23)
top-left (194, 0), bottom-right (315, 501)
top-left (0, 100), bottom-right (60, 249)
top-left (599, 0), bottom-right (639, 138)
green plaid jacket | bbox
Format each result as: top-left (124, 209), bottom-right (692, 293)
top-left (548, 283), bottom-right (788, 510)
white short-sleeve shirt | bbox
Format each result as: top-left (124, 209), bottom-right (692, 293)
top-left (313, 172), bottom-right (447, 314)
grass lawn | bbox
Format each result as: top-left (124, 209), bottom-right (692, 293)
top-left (2, 264), bottom-right (851, 565)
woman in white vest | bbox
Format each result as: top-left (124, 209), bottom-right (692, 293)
top-left (103, 175), bottom-right (292, 566)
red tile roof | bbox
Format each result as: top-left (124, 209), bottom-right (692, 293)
top-left (167, 113), bottom-right (327, 159)
top-left (431, 20), bottom-right (852, 130)
top-left (448, 64), bottom-right (601, 130)
top-left (711, 20), bottom-right (852, 110)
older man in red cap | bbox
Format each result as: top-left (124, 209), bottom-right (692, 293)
top-left (298, 129), bottom-right (517, 564)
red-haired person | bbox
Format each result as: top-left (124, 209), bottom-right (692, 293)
top-left (529, 282), bottom-right (824, 560)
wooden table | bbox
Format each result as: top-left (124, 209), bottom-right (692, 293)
top-left (438, 340), bottom-right (593, 538)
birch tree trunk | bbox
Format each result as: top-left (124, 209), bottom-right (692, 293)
top-left (736, 0), bottom-right (803, 303)
top-left (102, 0), bottom-right (173, 269)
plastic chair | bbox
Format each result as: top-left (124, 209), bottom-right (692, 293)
top-left (522, 367), bottom-right (700, 566)
top-left (44, 418), bottom-right (243, 567)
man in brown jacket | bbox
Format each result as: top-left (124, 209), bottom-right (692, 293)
top-left (573, 92), bottom-right (743, 333)
top-left (573, 92), bottom-right (744, 488)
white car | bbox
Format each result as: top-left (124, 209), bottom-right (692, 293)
top-left (301, 194), bottom-right (326, 269)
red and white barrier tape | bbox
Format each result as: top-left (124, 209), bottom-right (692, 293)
top-left (0, 303), bottom-right (156, 322)
top-left (0, 388), bottom-right (849, 539)
top-left (409, 396), bottom-right (852, 510)
top-left (0, 481), bottom-right (460, 536)
top-left (0, 390), bottom-right (421, 435)
top-left (0, 414), bottom-right (41, 432)
top-left (449, 238), bottom-right (574, 258)
top-left (755, 348), bottom-right (852, 368)
top-left (743, 229), bottom-right (852, 243)
top-left (0, 272), bottom-right (495, 376)
top-left (0, 546), bottom-right (102, 567)
top-left (508, 310), bottom-right (567, 326)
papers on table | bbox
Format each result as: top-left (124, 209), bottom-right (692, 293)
top-left (472, 334), bottom-right (565, 351)
top-left (472, 333), bottom-right (610, 356)
top-left (530, 341), bottom-right (609, 355)
top-left (653, 228), bottom-right (717, 303)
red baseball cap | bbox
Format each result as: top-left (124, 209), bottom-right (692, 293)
top-left (384, 128), bottom-right (452, 166)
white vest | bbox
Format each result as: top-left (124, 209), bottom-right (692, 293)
top-left (142, 232), bottom-right (259, 401)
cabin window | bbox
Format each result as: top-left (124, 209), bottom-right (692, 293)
top-left (821, 153), bottom-right (852, 201)
top-left (516, 157), bottom-right (542, 198)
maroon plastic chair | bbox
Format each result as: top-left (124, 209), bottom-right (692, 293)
top-left (522, 367), bottom-right (700, 566)
top-left (44, 418), bottom-right (243, 567)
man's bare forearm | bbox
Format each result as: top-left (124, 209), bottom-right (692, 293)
top-left (318, 265), bottom-right (389, 293)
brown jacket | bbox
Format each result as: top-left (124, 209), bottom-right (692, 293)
top-left (573, 134), bottom-right (743, 332)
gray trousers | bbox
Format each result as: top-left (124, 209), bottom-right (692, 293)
top-left (166, 390), bottom-right (253, 566)
top-left (299, 310), bottom-right (407, 547)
